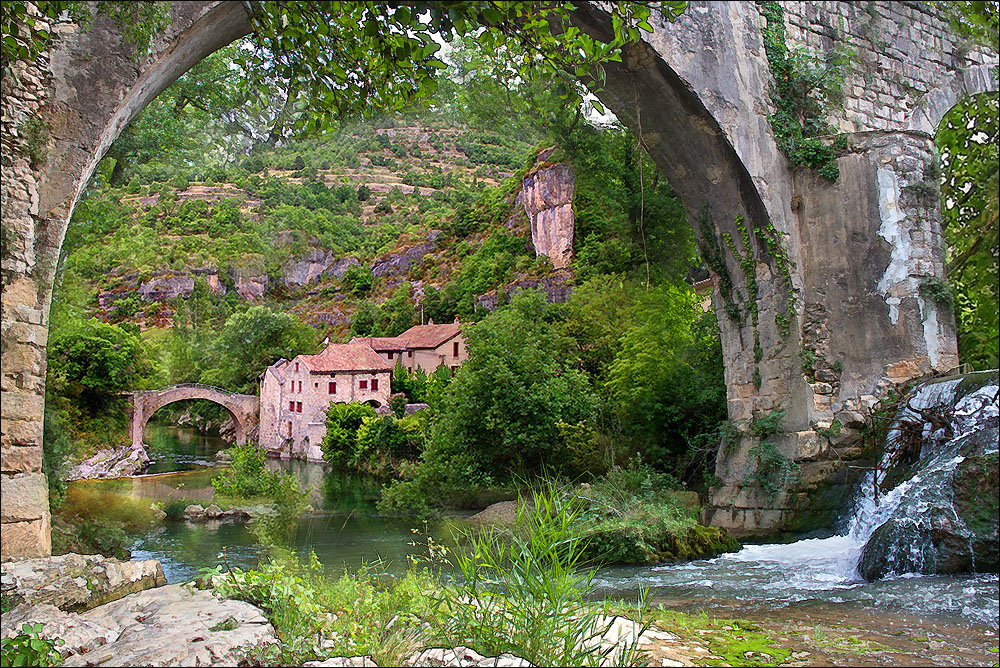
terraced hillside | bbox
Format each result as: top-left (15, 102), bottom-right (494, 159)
top-left (55, 117), bottom-right (558, 340)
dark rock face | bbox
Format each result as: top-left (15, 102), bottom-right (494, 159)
top-left (476, 270), bottom-right (574, 311)
top-left (371, 232), bottom-right (440, 277)
top-left (858, 374), bottom-right (999, 580)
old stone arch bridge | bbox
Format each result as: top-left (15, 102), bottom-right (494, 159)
top-left (128, 384), bottom-right (259, 450)
top-left (1, 1), bottom-right (997, 557)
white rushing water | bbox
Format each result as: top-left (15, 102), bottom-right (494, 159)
top-left (594, 378), bottom-right (1000, 628)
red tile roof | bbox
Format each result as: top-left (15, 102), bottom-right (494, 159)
top-left (299, 343), bottom-right (393, 373)
top-left (399, 322), bottom-right (462, 349)
top-left (350, 322), bottom-right (462, 351)
top-left (351, 335), bottom-right (406, 351)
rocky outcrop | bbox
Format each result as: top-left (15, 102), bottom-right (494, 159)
top-left (521, 150), bottom-right (574, 270)
top-left (405, 648), bottom-right (532, 667)
top-left (65, 443), bottom-right (150, 481)
top-left (0, 584), bottom-right (277, 666)
top-left (138, 273), bottom-right (195, 301)
top-left (372, 231), bottom-right (441, 277)
top-left (326, 257), bottom-right (360, 278)
top-left (283, 249), bottom-right (336, 287)
top-left (858, 374), bottom-right (999, 580)
top-left (0, 553), bottom-right (165, 612)
top-left (228, 264), bottom-right (268, 300)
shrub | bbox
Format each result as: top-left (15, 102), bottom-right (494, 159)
top-left (211, 443), bottom-right (284, 499)
top-left (321, 402), bottom-right (378, 467)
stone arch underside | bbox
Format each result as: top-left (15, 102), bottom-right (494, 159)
top-left (129, 386), bottom-right (260, 450)
top-left (2, 1), bottom-right (996, 557)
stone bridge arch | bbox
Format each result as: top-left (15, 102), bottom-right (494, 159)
top-left (2, 1), bottom-right (997, 556)
top-left (129, 384), bottom-right (260, 449)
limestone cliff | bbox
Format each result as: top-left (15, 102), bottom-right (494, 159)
top-left (520, 151), bottom-right (575, 270)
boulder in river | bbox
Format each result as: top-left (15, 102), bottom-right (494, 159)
top-left (858, 372), bottom-right (999, 580)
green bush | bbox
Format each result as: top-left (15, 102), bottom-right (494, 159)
top-left (211, 443), bottom-right (285, 499)
top-left (321, 402), bottom-right (378, 467)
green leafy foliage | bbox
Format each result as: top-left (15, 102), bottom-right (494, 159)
top-left (382, 292), bottom-right (594, 511)
top-left (742, 410), bottom-right (800, 497)
top-left (0, 623), bottom-right (64, 668)
top-left (758, 2), bottom-right (849, 180)
top-left (321, 402), bottom-right (379, 467)
top-left (203, 306), bottom-right (317, 394)
top-left (208, 553), bottom-right (439, 666)
top-left (937, 93), bottom-right (999, 369)
top-left (211, 443), bottom-right (288, 499)
top-left (442, 481), bottom-right (646, 667)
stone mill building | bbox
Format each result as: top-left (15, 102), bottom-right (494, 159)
top-left (258, 322), bottom-right (467, 461)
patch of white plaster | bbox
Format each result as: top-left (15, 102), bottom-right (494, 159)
top-left (917, 296), bottom-right (941, 369)
top-left (875, 168), bottom-right (916, 325)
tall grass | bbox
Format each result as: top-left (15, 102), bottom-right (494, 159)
top-left (439, 481), bottom-right (648, 666)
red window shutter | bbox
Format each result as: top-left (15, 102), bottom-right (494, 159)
top-left (287, 422), bottom-right (292, 436)
top-left (360, 379), bottom-right (368, 390)
top-left (388, 352), bottom-right (393, 360)
top-left (329, 381), bottom-right (336, 394)
top-left (295, 363), bottom-right (299, 372)
top-left (288, 401), bottom-right (294, 411)
top-left (297, 402), bottom-right (303, 413)
top-left (371, 378), bottom-right (379, 391)
top-left (453, 341), bottom-right (459, 357)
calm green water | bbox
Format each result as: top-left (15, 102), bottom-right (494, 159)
top-left (76, 425), bottom-right (462, 583)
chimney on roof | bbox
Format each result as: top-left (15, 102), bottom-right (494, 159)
top-left (428, 318), bottom-right (434, 325)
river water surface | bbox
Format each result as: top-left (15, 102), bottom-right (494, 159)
top-left (70, 424), bottom-right (999, 645)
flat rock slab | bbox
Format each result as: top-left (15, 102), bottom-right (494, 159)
top-left (1, 584), bottom-right (276, 666)
top-left (1, 552), bottom-right (165, 611)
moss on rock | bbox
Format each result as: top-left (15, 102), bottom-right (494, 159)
top-left (580, 524), bottom-right (740, 566)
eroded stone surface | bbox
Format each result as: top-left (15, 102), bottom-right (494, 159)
top-left (2, 583), bottom-right (277, 666)
top-left (1, 553), bottom-right (165, 611)
top-left (65, 443), bottom-right (150, 481)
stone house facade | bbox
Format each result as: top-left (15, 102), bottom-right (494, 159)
top-left (259, 343), bottom-right (392, 461)
top-left (352, 320), bottom-right (468, 376)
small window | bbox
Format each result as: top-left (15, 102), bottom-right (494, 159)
top-left (359, 379), bottom-right (368, 390)
top-left (287, 422), bottom-right (292, 437)
top-left (407, 350), bottom-right (413, 358)
top-left (371, 378), bottom-right (379, 391)
top-left (387, 351), bottom-right (394, 360)
top-left (296, 401), bottom-right (303, 413)
top-left (288, 400), bottom-right (295, 412)
top-left (295, 362), bottom-right (300, 372)
top-left (453, 341), bottom-right (459, 357)
top-left (299, 380), bottom-right (303, 393)
top-left (329, 381), bottom-right (336, 394)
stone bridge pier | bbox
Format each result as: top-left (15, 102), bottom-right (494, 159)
top-left (129, 385), bottom-right (259, 449)
top-left (1, 1), bottom-right (997, 557)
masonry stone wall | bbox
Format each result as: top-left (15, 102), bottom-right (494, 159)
top-left (572, 1), bottom-right (996, 536)
top-left (1, 1), bottom-right (250, 558)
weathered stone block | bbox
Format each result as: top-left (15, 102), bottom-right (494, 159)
top-left (0, 472), bottom-right (49, 522)
top-left (0, 515), bottom-right (50, 559)
top-left (1, 390), bottom-right (44, 421)
top-left (0, 444), bottom-right (42, 473)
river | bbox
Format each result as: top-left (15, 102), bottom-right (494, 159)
top-left (68, 424), bottom-right (999, 647)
